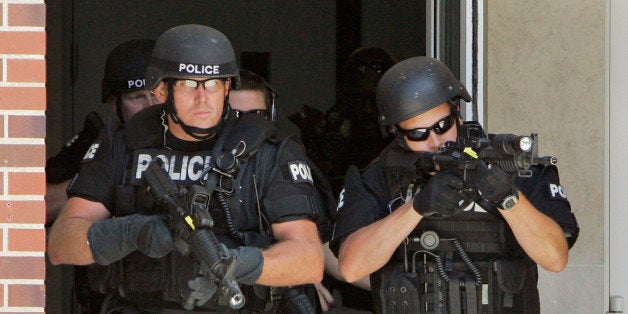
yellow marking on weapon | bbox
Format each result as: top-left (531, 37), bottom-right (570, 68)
top-left (185, 216), bottom-right (196, 230)
top-left (463, 147), bottom-right (479, 159)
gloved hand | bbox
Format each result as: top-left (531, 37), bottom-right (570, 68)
top-left (187, 276), bottom-right (217, 307)
top-left (412, 172), bottom-right (471, 218)
top-left (469, 162), bottom-right (517, 204)
top-left (222, 245), bottom-right (264, 285)
top-left (46, 111), bottom-right (105, 183)
top-left (87, 214), bottom-right (174, 265)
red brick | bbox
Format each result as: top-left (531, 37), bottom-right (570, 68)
top-left (0, 201), bottom-right (45, 224)
top-left (8, 284), bottom-right (45, 307)
top-left (9, 172), bottom-right (45, 195)
top-left (8, 4), bottom-right (45, 27)
top-left (0, 256), bottom-right (45, 279)
top-left (0, 115), bottom-right (5, 137)
top-left (0, 145), bottom-right (45, 167)
top-left (8, 115), bottom-right (45, 138)
top-left (8, 228), bottom-right (45, 252)
top-left (0, 32), bottom-right (45, 54)
top-left (7, 59), bottom-right (46, 83)
top-left (0, 87), bottom-right (46, 110)
top-left (0, 283), bottom-right (4, 307)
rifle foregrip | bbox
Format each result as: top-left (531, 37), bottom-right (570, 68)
top-left (190, 230), bottom-right (246, 309)
top-left (190, 229), bottom-right (226, 276)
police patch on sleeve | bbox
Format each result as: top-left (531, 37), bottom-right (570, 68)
top-left (548, 183), bottom-right (568, 200)
top-left (284, 161), bottom-right (314, 184)
top-left (82, 141), bottom-right (101, 162)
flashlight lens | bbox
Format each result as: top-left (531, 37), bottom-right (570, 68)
top-left (519, 137), bottom-right (533, 152)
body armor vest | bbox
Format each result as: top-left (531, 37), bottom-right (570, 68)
top-left (363, 143), bottom-right (534, 314)
top-left (88, 105), bottom-right (289, 312)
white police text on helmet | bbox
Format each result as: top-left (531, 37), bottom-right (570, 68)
top-left (179, 63), bottom-right (221, 75)
top-left (127, 78), bottom-right (146, 89)
top-left (288, 161), bottom-right (313, 184)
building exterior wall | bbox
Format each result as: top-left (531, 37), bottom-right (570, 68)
top-left (486, 1), bottom-right (604, 313)
top-left (0, 0), bottom-right (47, 312)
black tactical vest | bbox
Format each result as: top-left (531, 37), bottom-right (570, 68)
top-left (87, 105), bottom-right (293, 312)
top-left (361, 143), bottom-right (537, 314)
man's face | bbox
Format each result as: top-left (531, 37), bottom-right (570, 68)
top-left (165, 78), bottom-right (231, 134)
top-left (117, 90), bottom-right (159, 122)
top-left (229, 89), bottom-right (266, 112)
top-left (397, 102), bottom-right (458, 153)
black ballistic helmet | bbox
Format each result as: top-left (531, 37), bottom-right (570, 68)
top-left (341, 47), bottom-right (395, 97)
top-left (146, 25), bottom-right (239, 140)
top-left (376, 56), bottom-right (471, 132)
top-left (145, 24), bottom-right (239, 89)
top-left (101, 39), bottom-right (155, 103)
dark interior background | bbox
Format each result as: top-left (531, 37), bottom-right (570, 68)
top-left (46, 0), bottom-right (426, 158)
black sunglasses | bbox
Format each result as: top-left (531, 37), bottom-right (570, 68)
top-left (397, 112), bottom-right (457, 141)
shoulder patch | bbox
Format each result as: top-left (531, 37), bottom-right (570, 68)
top-left (285, 161), bottom-right (314, 184)
top-left (82, 141), bottom-right (101, 162)
top-left (548, 183), bottom-right (568, 200)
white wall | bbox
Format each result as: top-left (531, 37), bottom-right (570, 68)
top-left (609, 0), bottom-right (628, 311)
top-left (486, 1), bottom-right (605, 313)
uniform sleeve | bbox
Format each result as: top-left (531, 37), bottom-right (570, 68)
top-left (260, 137), bottom-right (323, 225)
top-left (515, 165), bottom-right (579, 248)
top-left (67, 128), bottom-right (118, 212)
top-left (329, 165), bottom-right (384, 256)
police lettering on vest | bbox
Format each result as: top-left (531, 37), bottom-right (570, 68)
top-left (131, 148), bottom-right (213, 186)
top-left (178, 63), bottom-right (220, 75)
top-left (127, 79), bottom-right (146, 89)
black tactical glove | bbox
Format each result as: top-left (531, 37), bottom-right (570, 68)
top-left (87, 214), bottom-right (174, 265)
top-left (46, 111), bottom-right (105, 183)
top-left (412, 172), bottom-right (471, 218)
top-left (186, 276), bottom-right (217, 307)
top-left (223, 245), bottom-right (264, 285)
top-left (470, 162), bottom-right (517, 204)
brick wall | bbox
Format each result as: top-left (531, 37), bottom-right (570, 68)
top-left (0, 1), bottom-right (46, 312)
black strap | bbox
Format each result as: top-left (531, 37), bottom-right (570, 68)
top-left (203, 117), bottom-right (236, 195)
top-left (466, 277), bottom-right (478, 314)
top-left (449, 277), bottom-right (461, 313)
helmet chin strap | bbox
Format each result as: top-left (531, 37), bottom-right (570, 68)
top-left (163, 82), bottom-right (229, 140)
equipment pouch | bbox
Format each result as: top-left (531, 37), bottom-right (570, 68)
top-left (377, 264), bottom-right (421, 314)
top-left (494, 258), bottom-right (526, 293)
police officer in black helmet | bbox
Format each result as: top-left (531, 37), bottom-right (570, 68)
top-left (45, 39), bottom-right (158, 226)
top-left (48, 25), bottom-right (325, 312)
top-left (330, 56), bottom-right (579, 313)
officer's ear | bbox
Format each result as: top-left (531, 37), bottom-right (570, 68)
top-left (153, 82), bottom-right (168, 103)
top-left (224, 78), bottom-right (231, 98)
top-left (106, 95), bottom-right (118, 115)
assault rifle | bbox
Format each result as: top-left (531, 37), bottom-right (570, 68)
top-left (416, 121), bottom-right (558, 181)
top-left (142, 159), bottom-right (245, 310)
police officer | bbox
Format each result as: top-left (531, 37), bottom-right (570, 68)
top-left (45, 38), bottom-right (157, 226)
top-left (290, 47), bottom-right (395, 197)
top-left (330, 56), bottom-right (579, 313)
top-left (229, 68), bottom-right (278, 123)
top-left (47, 24), bottom-right (325, 313)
